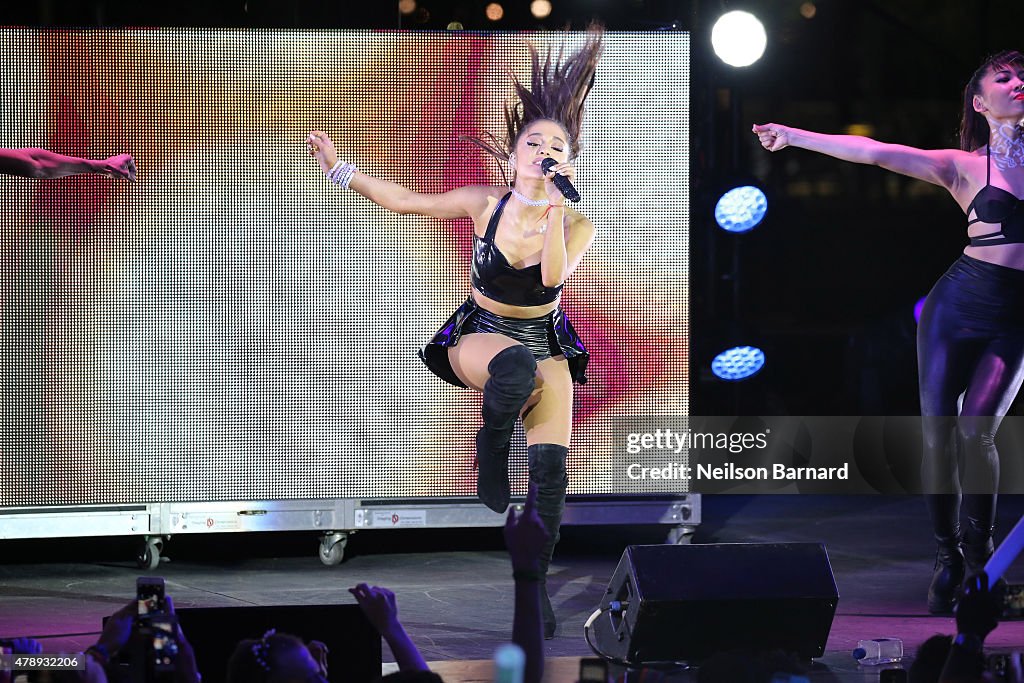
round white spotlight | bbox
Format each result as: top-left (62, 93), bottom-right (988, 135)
top-left (530, 0), bottom-right (553, 19)
top-left (715, 185), bottom-right (767, 233)
top-left (711, 11), bottom-right (767, 67)
top-left (485, 2), bottom-right (504, 21)
top-left (712, 346), bottom-right (765, 381)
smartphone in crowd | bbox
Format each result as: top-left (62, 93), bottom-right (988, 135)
top-left (137, 577), bottom-right (166, 617)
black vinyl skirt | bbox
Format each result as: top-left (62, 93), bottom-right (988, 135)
top-left (419, 298), bottom-right (589, 388)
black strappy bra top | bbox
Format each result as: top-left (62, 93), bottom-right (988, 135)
top-left (968, 143), bottom-right (1024, 247)
top-left (471, 192), bottom-right (563, 306)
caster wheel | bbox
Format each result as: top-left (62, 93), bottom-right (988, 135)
top-left (318, 532), bottom-right (348, 566)
top-left (137, 537), bottom-right (164, 570)
top-left (666, 525), bottom-right (695, 545)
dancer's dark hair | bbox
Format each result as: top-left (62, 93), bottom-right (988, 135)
top-left (960, 50), bottom-right (1024, 151)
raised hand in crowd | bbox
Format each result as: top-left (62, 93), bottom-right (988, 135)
top-left (941, 572), bottom-right (1004, 683)
top-left (83, 594), bottom-right (199, 683)
top-left (504, 483), bottom-right (550, 683)
top-left (349, 583), bottom-right (430, 674)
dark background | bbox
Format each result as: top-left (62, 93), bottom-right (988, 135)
top-left (4, 0), bottom-right (1024, 416)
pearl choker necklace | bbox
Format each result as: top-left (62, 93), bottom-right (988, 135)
top-left (511, 188), bottom-right (549, 206)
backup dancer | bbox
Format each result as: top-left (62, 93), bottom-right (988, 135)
top-left (755, 50), bottom-right (1024, 613)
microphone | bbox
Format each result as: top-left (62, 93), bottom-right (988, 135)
top-left (541, 157), bottom-right (581, 203)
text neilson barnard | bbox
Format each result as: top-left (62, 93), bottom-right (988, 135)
top-left (626, 462), bottom-right (850, 481)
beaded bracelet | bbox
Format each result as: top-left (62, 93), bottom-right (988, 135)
top-left (327, 161), bottom-right (358, 190)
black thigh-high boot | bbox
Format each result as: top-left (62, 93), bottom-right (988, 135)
top-left (962, 493), bottom-right (1007, 603)
top-left (958, 414), bottom-right (1000, 570)
top-left (962, 493), bottom-right (996, 578)
top-left (528, 442), bottom-right (568, 640)
top-left (925, 493), bottom-right (964, 614)
top-left (922, 416), bottom-right (963, 614)
top-left (959, 415), bottom-right (1002, 593)
top-left (477, 346), bottom-right (537, 513)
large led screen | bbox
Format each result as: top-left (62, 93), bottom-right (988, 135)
top-left (0, 29), bottom-right (689, 505)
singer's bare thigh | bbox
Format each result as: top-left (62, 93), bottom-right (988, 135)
top-left (522, 356), bottom-right (572, 447)
top-left (447, 332), bottom-right (523, 392)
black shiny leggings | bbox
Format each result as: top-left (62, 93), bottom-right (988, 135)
top-left (918, 254), bottom-right (1024, 544)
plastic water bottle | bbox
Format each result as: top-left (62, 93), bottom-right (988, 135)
top-left (852, 638), bottom-right (903, 665)
top-left (494, 643), bottom-right (526, 683)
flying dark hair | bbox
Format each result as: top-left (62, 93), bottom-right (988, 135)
top-left (463, 24), bottom-right (604, 178)
top-left (960, 50), bottom-right (1024, 151)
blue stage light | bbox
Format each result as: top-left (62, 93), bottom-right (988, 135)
top-left (714, 185), bottom-right (767, 233)
top-left (711, 345), bottom-right (765, 381)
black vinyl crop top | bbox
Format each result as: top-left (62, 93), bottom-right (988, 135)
top-left (471, 192), bottom-right (564, 306)
top-left (968, 143), bottom-right (1024, 247)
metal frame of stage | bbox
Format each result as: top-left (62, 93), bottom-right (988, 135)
top-left (0, 494), bottom-right (700, 568)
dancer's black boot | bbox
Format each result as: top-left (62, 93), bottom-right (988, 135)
top-left (926, 493), bottom-right (964, 614)
top-left (477, 346), bottom-right (537, 513)
top-left (962, 493), bottom-right (997, 582)
top-left (528, 442), bottom-right (568, 640)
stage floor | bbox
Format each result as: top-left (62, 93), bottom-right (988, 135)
top-left (2, 495), bottom-right (1023, 682)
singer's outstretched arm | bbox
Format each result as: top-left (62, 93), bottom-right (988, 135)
top-left (306, 130), bottom-right (500, 219)
top-left (752, 123), bottom-right (966, 192)
top-left (350, 176), bottom-right (499, 220)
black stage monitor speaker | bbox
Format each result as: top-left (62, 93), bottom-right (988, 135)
top-left (174, 604), bottom-right (381, 683)
top-left (589, 543), bottom-right (838, 664)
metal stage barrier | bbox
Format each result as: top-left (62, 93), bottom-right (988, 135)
top-left (0, 494), bottom-right (700, 568)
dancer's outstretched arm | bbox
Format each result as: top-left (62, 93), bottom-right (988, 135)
top-left (752, 123), bottom-right (964, 191)
top-left (0, 148), bottom-right (136, 181)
